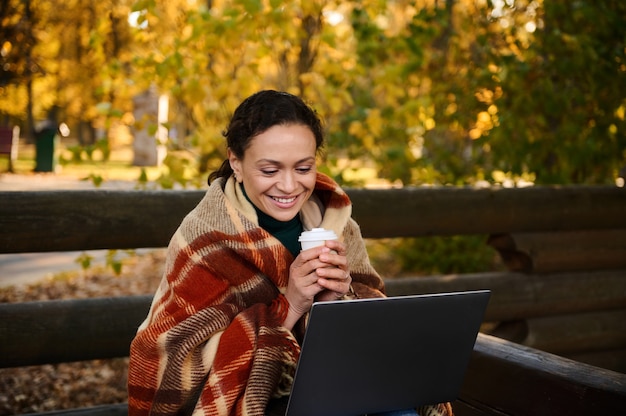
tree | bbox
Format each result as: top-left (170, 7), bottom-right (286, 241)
top-left (484, 0), bottom-right (626, 184)
top-left (333, 0), bottom-right (625, 185)
top-left (0, 0), bottom-right (135, 145)
top-left (48, 0), bottom-right (136, 145)
top-left (129, 0), bottom-right (358, 175)
top-left (2, 0), bottom-right (624, 185)
top-left (0, 0), bottom-right (40, 137)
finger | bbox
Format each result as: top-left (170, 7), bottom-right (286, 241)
top-left (318, 251), bottom-right (347, 269)
top-left (317, 281), bottom-right (349, 299)
top-left (293, 246), bottom-right (323, 264)
top-left (324, 239), bottom-right (346, 255)
top-left (315, 265), bottom-right (347, 280)
top-left (291, 249), bottom-right (330, 277)
top-left (317, 270), bottom-right (351, 293)
top-left (286, 270), bottom-right (326, 304)
top-left (316, 289), bottom-right (345, 302)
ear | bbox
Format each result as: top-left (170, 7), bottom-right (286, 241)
top-left (228, 149), bottom-right (242, 183)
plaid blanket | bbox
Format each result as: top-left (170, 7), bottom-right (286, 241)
top-left (128, 172), bottom-right (452, 416)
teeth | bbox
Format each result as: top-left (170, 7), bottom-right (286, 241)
top-left (273, 196), bottom-right (296, 204)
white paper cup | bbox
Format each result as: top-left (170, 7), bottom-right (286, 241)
top-left (298, 228), bottom-right (338, 250)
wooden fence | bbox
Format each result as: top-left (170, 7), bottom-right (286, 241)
top-left (1, 186), bottom-right (625, 415)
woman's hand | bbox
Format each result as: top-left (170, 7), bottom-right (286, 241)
top-left (282, 240), bottom-right (351, 330)
top-left (314, 239), bottom-right (352, 302)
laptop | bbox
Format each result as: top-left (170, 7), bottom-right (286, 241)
top-left (284, 290), bottom-right (491, 416)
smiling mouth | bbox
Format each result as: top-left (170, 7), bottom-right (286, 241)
top-left (271, 195), bottom-right (297, 204)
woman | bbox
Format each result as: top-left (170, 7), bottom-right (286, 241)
top-left (127, 90), bottom-right (453, 416)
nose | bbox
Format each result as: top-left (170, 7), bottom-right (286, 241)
top-left (278, 171), bottom-right (297, 193)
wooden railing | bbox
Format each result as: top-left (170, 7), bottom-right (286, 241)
top-left (1, 186), bottom-right (625, 415)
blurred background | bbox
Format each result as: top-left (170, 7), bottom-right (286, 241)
top-left (2, 0), bottom-right (625, 279)
top-left (1, 2), bottom-right (625, 413)
top-left (1, 0), bottom-right (624, 189)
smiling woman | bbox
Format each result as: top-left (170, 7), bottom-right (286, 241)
top-left (127, 90), bottom-right (452, 416)
top-left (228, 124), bottom-right (318, 222)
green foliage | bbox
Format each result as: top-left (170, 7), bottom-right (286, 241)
top-left (367, 235), bottom-right (503, 277)
top-left (0, 0), bottom-right (137, 142)
top-left (0, 0), bottom-right (39, 87)
top-left (75, 252), bottom-right (94, 271)
top-left (75, 250), bottom-right (135, 275)
top-left (397, 235), bottom-right (502, 275)
top-left (84, 173), bottom-right (104, 188)
top-left (482, 0), bottom-right (626, 184)
top-left (59, 139), bottom-right (111, 164)
top-left (3, 0), bottom-right (624, 186)
top-left (105, 250), bottom-right (124, 275)
top-left (137, 167), bottom-right (149, 186)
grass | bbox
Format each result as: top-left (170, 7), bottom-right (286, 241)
top-left (1, 140), bottom-right (166, 184)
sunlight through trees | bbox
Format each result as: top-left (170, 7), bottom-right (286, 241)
top-left (1, 0), bottom-right (624, 186)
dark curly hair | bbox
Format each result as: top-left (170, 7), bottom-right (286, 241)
top-left (208, 90), bottom-right (325, 184)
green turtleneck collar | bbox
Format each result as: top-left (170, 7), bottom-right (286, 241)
top-left (240, 183), bottom-right (303, 257)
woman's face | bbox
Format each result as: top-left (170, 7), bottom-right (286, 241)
top-left (229, 123), bottom-right (317, 222)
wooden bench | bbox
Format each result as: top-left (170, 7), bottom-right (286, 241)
top-left (0, 126), bottom-right (20, 172)
top-left (1, 186), bottom-right (625, 415)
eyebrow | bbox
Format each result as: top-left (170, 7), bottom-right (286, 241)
top-left (256, 156), bottom-right (316, 165)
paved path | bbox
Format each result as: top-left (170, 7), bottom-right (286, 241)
top-left (0, 250), bottom-right (111, 287)
top-left (0, 172), bottom-right (139, 191)
top-left (0, 173), bottom-right (138, 287)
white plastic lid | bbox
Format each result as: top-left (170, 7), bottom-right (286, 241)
top-left (298, 228), bottom-right (338, 242)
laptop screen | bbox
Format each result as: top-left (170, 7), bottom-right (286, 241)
top-left (285, 290), bottom-right (490, 416)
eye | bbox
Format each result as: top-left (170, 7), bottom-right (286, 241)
top-left (296, 166), bottom-right (313, 174)
top-left (261, 169), bottom-right (279, 176)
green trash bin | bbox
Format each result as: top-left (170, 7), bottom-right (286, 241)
top-left (35, 127), bottom-right (58, 172)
